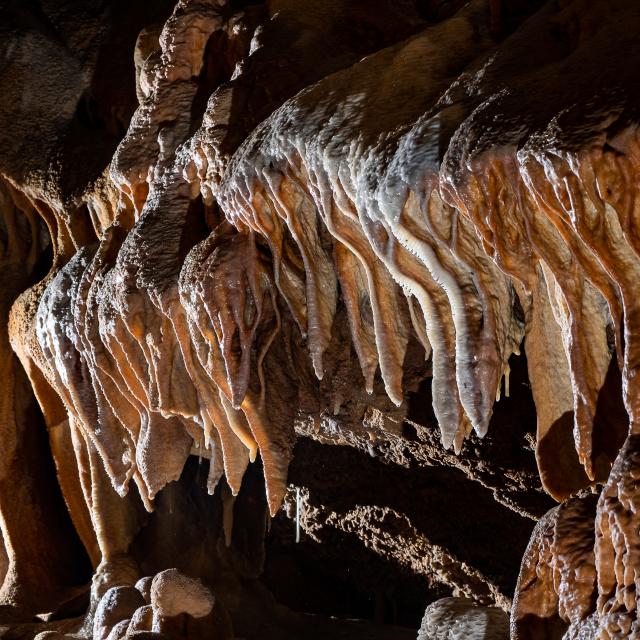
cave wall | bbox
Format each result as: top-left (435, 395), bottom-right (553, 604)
top-left (0, 0), bottom-right (639, 638)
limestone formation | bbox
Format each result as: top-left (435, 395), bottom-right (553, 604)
top-left (418, 597), bottom-right (509, 639)
top-left (0, 0), bottom-right (638, 638)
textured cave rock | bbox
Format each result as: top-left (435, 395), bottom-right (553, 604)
top-left (418, 597), bottom-right (509, 639)
top-left (0, 0), bottom-right (639, 638)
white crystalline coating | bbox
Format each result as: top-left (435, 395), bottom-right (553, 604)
top-left (150, 569), bottom-right (214, 619)
top-left (417, 597), bottom-right (509, 640)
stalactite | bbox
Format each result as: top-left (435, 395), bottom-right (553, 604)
top-left (2, 0), bottom-right (640, 636)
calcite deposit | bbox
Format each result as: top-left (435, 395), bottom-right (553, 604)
top-left (0, 0), bottom-right (638, 638)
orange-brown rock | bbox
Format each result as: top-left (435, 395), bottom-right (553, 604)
top-left (0, 0), bottom-right (639, 638)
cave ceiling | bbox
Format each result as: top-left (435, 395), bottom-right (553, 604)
top-left (0, 0), bottom-right (638, 638)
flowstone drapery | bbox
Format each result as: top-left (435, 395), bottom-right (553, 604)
top-left (0, 1), bottom-right (638, 638)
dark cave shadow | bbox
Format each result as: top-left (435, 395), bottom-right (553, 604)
top-left (276, 437), bottom-right (536, 622)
